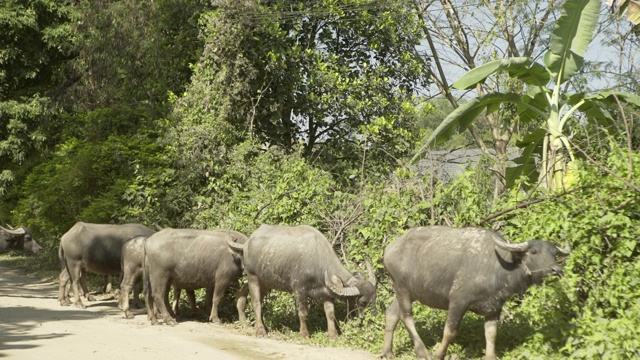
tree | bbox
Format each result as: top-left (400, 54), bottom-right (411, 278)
top-left (65, 0), bottom-right (208, 116)
top-left (0, 0), bottom-right (76, 194)
top-left (417, 0), bottom-right (640, 191)
top-left (168, 0), bottom-right (426, 186)
top-left (412, 0), bottom-right (565, 192)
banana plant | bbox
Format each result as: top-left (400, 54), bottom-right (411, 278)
top-left (413, 0), bottom-right (640, 190)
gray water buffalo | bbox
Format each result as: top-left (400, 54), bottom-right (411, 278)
top-left (119, 235), bottom-right (198, 319)
top-left (58, 222), bottom-right (156, 308)
top-left (144, 228), bottom-right (249, 325)
top-left (119, 235), bottom-right (147, 318)
top-left (381, 226), bottom-right (570, 360)
top-left (227, 224), bottom-right (376, 340)
top-left (0, 225), bottom-right (42, 254)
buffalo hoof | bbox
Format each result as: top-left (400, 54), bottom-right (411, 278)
top-left (209, 318), bottom-right (222, 325)
top-left (164, 318), bottom-right (178, 326)
top-left (380, 352), bottom-right (395, 359)
top-left (256, 327), bottom-right (267, 337)
top-left (59, 299), bottom-right (71, 307)
top-left (124, 311), bottom-right (134, 319)
top-left (74, 302), bottom-right (86, 309)
top-left (328, 333), bottom-right (338, 342)
top-left (86, 294), bottom-right (97, 301)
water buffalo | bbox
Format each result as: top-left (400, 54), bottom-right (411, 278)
top-left (0, 225), bottom-right (42, 254)
top-left (58, 222), bottom-right (156, 308)
top-left (144, 228), bottom-right (249, 325)
top-left (227, 224), bottom-right (377, 340)
top-left (119, 235), bottom-right (147, 318)
top-left (119, 235), bottom-right (198, 319)
top-left (381, 226), bottom-right (570, 360)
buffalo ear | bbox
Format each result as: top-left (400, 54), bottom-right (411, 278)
top-left (351, 271), bottom-right (365, 281)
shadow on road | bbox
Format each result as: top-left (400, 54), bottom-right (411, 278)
top-left (0, 264), bottom-right (114, 357)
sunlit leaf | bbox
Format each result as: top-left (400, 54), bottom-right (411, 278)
top-left (544, 0), bottom-right (600, 83)
top-left (411, 93), bottom-right (524, 164)
top-left (453, 57), bottom-right (550, 90)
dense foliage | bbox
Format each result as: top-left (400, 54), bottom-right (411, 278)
top-left (1, 1), bottom-right (639, 359)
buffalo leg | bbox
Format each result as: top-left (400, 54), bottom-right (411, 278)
top-left (396, 291), bottom-right (431, 360)
top-left (58, 269), bottom-right (71, 306)
top-left (433, 304), bottom-right (467, 360)
top-left (145, 275), bottom-right (176, 325)
top-left (68, 262), bottom-right (85, 309)
top-left (172, 287), bottom-right (182, 316)
top-left (381, 298), bottom-right (401, 359)
top-left (144, 280), bottom-right (156, 324)
top-left (210, 279), bottom-right (232, 324)
top-left (204, 287), bottom-right (213, 314)
top-left (294, 290), bottom-right (310, 338)
top-left (59, 269), bottom-right (92, 304)
top-left (132, 280), bottom-right (143, 308)
top-left (79, 270), bottom-right (96, 301)
top-left (120, 269), bottom-right (138, 319)
top-left (186, 289), bottom-right (197, 316)
top-left (248, 273), bottom-right (267, 336)
top-left (151, 277), bottom-right (176, 325)
top-left (165, 285), bottom-right (175, 318)
top-left (103, 275), bottom-right (113, 293)
top-left (144, 265), bottom-right (156, 324)
top-left (235, 284), bottom-right (248, 323)
top-left (484, 314), bottom-right (499, 360)
top-left (323, 300), bottom-right (339, 341)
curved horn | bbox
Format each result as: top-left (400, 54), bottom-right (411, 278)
top-left (325, 271), bottom-right (360, 297)
top-left (226, 233), bottom-right (245, 253)
top-left (0, 225), bottom-right (25, 235)
top-left (364, 258), bottom-right (376, 287)
top-left (557, 240), bottom-right (571, 255)
top-left (493, 237), bottom-right (530, 253)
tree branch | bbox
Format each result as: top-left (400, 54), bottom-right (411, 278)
top-left (478, 186), bottom-right (585, 225)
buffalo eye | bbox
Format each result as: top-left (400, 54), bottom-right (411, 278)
top-left (530, 248), bottom-right (538, 255)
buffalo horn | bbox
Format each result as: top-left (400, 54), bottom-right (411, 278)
top-left (364, 258), bottom-right (376, 287)
top-left (493, 237), bottom-right (530, 253)
top-left (226, 235), bottom-right (245, 253)
top-left (325, 271), bottom-right (361, 297)
top-left (0, 225), bottom-right (25, 235)
top-left (557, 240), bottom-right (571, 255)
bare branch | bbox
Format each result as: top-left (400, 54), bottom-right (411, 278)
top-left (478, 186), bottom-right (585, 224)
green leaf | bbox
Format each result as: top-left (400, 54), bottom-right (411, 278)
top-left (518, 87), bottom-right (551, 123)
top-left (505, 129), bottom-right (546, 188)
top-left (544, 50), bottom-right (585, 84)
top-left (452, 57), bottom-right (550, 90)
top-left (570, 91), bottom-right (640, 131)
top-left (583, 91), bottom-right (640, 108)
top-left (544, 0), bottom-right (600, 83)
top-left (411, 93), bottom-right (523, 164)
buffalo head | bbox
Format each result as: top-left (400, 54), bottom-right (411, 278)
top-left (325, 260), bottom-right (377, 315)
top-left (494, 237), bottom-right (570, 284)
top-left (1, 225), bottom-right (43, 254)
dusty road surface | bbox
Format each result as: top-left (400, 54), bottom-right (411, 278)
top-left (0, 265), bottom-right (377, 360)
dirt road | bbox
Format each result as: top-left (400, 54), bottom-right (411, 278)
top-left (0, 265), bottom-right (377, 360)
